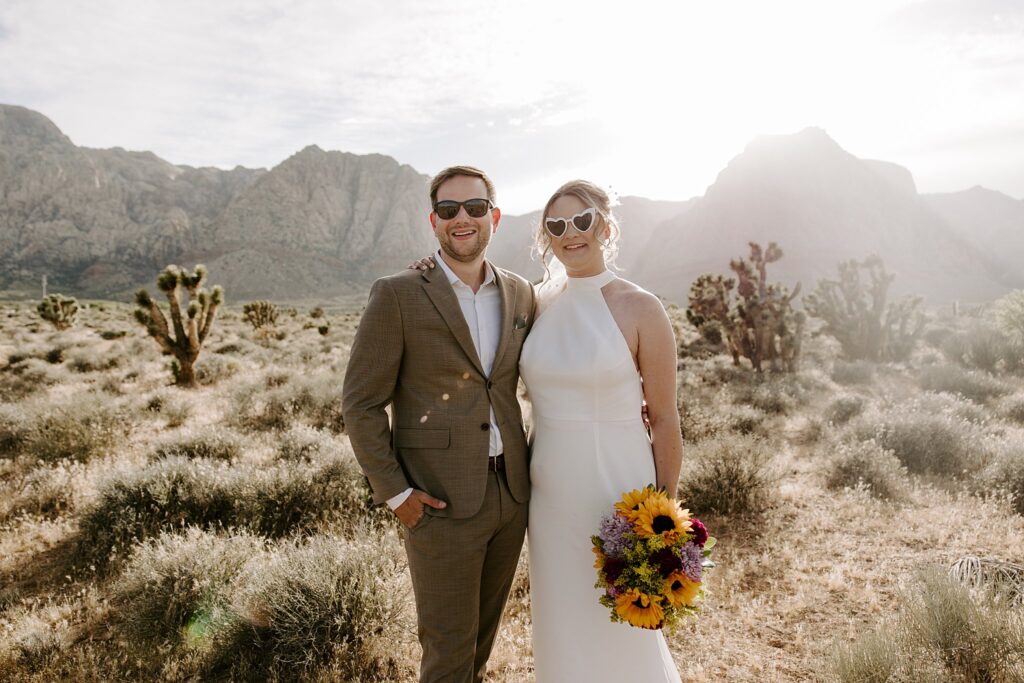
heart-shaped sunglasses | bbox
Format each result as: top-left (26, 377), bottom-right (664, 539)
top-left (544, 207), bottom-right (598, 238)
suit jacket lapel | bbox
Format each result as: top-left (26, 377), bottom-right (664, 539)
top-left (421, 267), bottom-right (485, 376)
top-left (491, 266), bottom-right (517, 375)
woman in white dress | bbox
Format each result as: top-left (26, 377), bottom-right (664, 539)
top-left (519, 180), bottom-right (684, 682)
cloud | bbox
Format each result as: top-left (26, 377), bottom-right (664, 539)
top-left (1, 0), bottom-right (1022, 210)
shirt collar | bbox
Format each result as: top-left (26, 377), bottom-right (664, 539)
top-left (435, 249), bottom-right (496, 289)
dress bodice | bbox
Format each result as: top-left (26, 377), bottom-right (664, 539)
top-left (520, 270), bottom-right (643, 422)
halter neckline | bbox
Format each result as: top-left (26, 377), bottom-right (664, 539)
top-left (565, 269), bottom-right (616, 290)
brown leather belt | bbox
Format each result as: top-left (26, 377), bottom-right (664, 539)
top-left (488, 454), bottom-right (505, 472)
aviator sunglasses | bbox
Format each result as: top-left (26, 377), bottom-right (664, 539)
top-left (433, 198), bottom-right (494, 220)
top-left (544, 207), bottom-right (598, 238)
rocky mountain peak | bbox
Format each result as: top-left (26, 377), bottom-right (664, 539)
top-left (0, 104), bottom-right (73, 151)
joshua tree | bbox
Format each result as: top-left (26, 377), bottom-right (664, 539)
top-left (37, 294), bottom-right (78, 330)
top-left (686, 242), bottom-right (803, 372)
top-left (243, 300), bottom-right (279, 331)
top-left (993, 289), bottom-right (1024, 348)
top-left (134, 264), bottom-right (223, 388)
top-left (803, 255), bottom-right (925, 362)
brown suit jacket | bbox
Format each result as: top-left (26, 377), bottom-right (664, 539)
top-left (342, 264), bottom-right (535, 519)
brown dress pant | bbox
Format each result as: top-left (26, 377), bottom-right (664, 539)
top-left (403, 468), bottom-right (528, 683)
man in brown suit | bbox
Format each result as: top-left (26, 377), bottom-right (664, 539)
top-left (342, 166), bottom-right (534, 683)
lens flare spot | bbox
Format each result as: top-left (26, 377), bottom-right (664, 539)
top-left (462, 372), bottom-right (471, 379)
top-left (442, 393), bottom-right (450, 401)
top-left (420, 415), bottom-right (428, 423)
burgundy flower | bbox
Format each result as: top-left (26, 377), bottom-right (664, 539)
top-left (603, 556), bottom-right (626, 583)
top-left (689, 518), bottom-right (708, 547)
top-left (650, 547), bottom-right (683, 578)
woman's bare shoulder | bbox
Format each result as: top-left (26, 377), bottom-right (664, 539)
top-left (607, 277), bottom-right (665, 312)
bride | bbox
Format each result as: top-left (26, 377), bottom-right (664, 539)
top-left (410, 179), bottom-right (684, 680)
top-left (521, 180), bottom-right (683, 681)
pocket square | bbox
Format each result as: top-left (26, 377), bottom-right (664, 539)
top-left (514, 315), bottom-right (528, 330)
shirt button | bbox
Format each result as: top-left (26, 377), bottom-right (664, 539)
top-left (481, 423), bottom-right (490, 431)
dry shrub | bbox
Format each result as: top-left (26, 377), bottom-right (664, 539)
top-left (113, 528), bottom-right (267, 648)
top-left (941, 325), bottom-right (1022, 374)
top-left (918, 363), bottom-right (1011, 403)
top-left (831, 628), bottom-right (902, 683)
top-left (733, 382), bottom-right (797, 415)
top-left (997, 393), bottom-right (1024, 425)
top-left (678, 400), bottom-right (730, 443)
top-left (678, 433), bottom-right (777, 515)
top-left (901, 569), bottom-right (1024, 681)
top-left (831, 359), bottom-right (875, 385)
top-left (912, 390), bottom-right (989, 425)
top-left (79, 457), bottom-right (237, 571)
top-left (0, 357), bottom-right (65, 400)
top-left (151, 426), bottom-right (246, 461)
top-left (0, 459), bottom-right (87, 521)
top-left (231, 373), bottom-right (346, 433)
top-left (973, 440), bottom-right (1024, 516)
top-left (193, 354), bottom-right (240, 386)
top-left (825, 395), bottom-right (865, 426)
top-left (79, 453), bottom-right (381, 572)
top-left (824, 439), bottom-right (909, 501)
top-left (64, 346), bottom-right (122, 373)
top-left (2, 396), bottom-right (130, 464)
top-left (849, 400), bottom-right (987, 477)
top-left (204, 534), bottom-right (410, 682)
top-left (729, 405), bottom-right (769, 436)
top-left (276, 424), bottom-right (337, 462)
top-left (831, 569), bottom-right (1024, 683)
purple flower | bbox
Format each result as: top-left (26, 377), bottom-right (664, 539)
top-left (689, 519), bottom-right (708, 547)
top-left (650, 547), bottom-right (683, 578)
top-left (680, 542), bottom-right (703, 582)
top-left (599, 514), bottom-right (632, 557)
top-left (603, 556), bottom-right (626, 584)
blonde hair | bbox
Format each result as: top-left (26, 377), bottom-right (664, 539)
top-left (532, 179), bottom-right (621, 279)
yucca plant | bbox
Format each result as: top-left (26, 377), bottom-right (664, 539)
top-left (37, 294), bottom-right (78, 330)
top-left (242, 300), bottom-right (279, 332)
top-left (134, 264), bottom-right (223, 388)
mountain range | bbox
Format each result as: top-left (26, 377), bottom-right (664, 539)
top-left (1, 103), bottom-right (1021, 303)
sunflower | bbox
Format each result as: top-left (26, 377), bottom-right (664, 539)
top-left (663, 571), bottom-right (701, 608)
top-left (592, 545), bottom-right (606, 570)
top-left (614, 589), bottom-right (664, 629)
top-left (614, 487), bottom-right (657, 520)
top-left (633, 496), bottom-right (692, 542)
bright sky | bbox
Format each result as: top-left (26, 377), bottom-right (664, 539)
top-left (1, 0), bottom-right (1022, 213)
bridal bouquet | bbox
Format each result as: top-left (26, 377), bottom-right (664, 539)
top-left (591, 485), bottom-right (715, 630)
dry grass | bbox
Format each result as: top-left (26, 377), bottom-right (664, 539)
top-left (1, 300), bottom-right (1024, 681)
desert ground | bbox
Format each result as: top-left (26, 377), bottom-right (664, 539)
top-left (1, 293), bottom-right (1022, 682)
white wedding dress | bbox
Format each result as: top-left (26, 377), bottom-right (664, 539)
top-left (520, 270), bottom-right (682, 682)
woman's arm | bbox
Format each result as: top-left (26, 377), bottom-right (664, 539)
top-left (634, 293), bottom-right (683, 496)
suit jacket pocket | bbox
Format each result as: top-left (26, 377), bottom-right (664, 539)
top-left (394, 427), bottom-right (450, 449)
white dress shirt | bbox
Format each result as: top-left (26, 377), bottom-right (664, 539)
top-left (387, 251), bottom-right (504, 510)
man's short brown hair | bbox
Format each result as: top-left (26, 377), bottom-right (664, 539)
top-left (429, 165), bottom-right (497, 206)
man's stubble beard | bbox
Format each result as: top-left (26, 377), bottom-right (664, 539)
top-left (438, 225), bottom-right (491, 263)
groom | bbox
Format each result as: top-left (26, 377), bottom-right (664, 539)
top-left (342, 165), bottom-right (534, 683)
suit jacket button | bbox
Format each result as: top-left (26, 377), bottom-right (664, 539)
top-left (486, 380), bottom-right (493, 390)
top-left (481, 423), bottom-right (490, 431)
